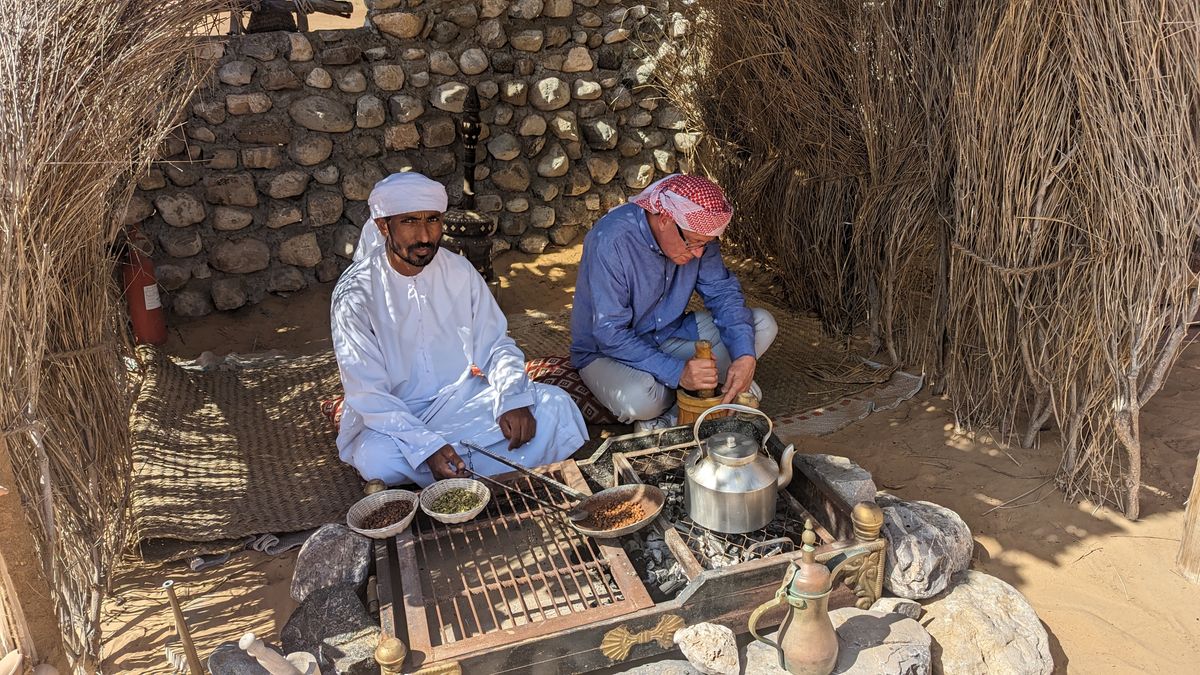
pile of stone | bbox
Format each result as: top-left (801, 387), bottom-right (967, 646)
top-left (129, 0), bottom-right (700, 317)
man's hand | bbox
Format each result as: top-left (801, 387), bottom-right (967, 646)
top-left (425, 444), bottom-right (467, 479)
top-left (679, 357), bottom-right (719, 393)
top-left (721, 355), bottom-right (757, 404)
top-left (499, 406), bottom-right (537, 450)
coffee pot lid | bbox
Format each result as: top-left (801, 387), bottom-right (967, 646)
top-left (788, 520), bottom-right (831, 594)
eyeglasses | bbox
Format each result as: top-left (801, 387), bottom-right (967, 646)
top-left (676, 224), bottom-right (714, 251)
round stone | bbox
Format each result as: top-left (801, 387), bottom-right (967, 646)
top-left (211, 278), bottom-right (247, 311)
top-left (420, 117), bottom-right (457, 148)
top-left (623, 163), bottom-right (655, 189)
top-left (459, 48), bottom-right (489, 76)
top-left (337, 69), bottom-right (367, 93)
top-left (210, 239), bottom-right (270, 274)
top-left (305, 67), bottom-right (333, 89)
top-left (289, 134), bottom-right (333, 166)
top-left (372, 64), bottom-right (405, 91)
top-left (388, 95), bottom-right (425, 123)
top-left (356, 95), bottom-right (385, 129)
top-left (156, 264), bottom-right (190, 291)
top-left (268, 267), bottom-right (307, 293)
top-left (573, 80), bottom-right (602, 100)
top-left (530, 77), bottom-right (570, 111)
top-left (307, 191), bottom-right (344, 226)
top-left (218, 60), bottom-right (255, 86)
top-left (431, 82), bottom-right (470, 113)
top-left (158, 228), bottom-right (202, 258)
top-left (289, 96), bottom-right (353, 133)
top-left (536, 144), bottom-right (569, 178)
top-left (530, 205), bottom-right (556, 229)
top-left (491, 161), bottom-right (532, 192)
top-left (171, 290), bottom-right (211, 317)
top-left (517, 114), bottom-right (547, 136)
top-left (562, 47), bottom-right (594, 73)
top-left (212, 206), bottom-right (253, 231)
top-left (487, 133), bottom-right (521, 161)
top-left (226, 93), bottom-right (272, 115)
top-left (510, 30), bottom-right (544, 53)
top-left (266, 171), bottom-right (310, 199)
top-left (430, 51), bottom-right (458, 76)
top-left (374, 12), bottom-right (425, 39)
top-left (153, 192), bottom-right (206, 227)
top-left (279, 233), bottom-right (322, 268)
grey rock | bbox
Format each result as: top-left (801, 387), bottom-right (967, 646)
top-left (480, 0), bottom-right (508, 19)
top-left (499, 213), bottom-right (526, 236)
top-left (432, 21), bottom-right (460, 45)
top-left (500, 81), bottom-right (528, 106)
top-left (674, 622), bottom-right (738, 675)
top-left (211, 278), bottom-right (247, 311)
top-left (582, 119), bottom-right (619, 150)
top-left (307, 191), bottom-right (344, 226)
top-left (154, 193), bottom-right (205, 227)
top-left (211, 239), bottom-right (270, 274)
top-left (313, 164), bottom-right (340, 185)
top-left (242, 147), bottom-right (282, 170)
top-left (212, 206), bottom-right (253, 231)
top-left (446, 3), bottom-right (479, 27)
top-left (172, 290), bottom-right (212, 317)
top-left (430, 50), bottom-right (458, 76)
top-left (267, 206), bottom-right (303, 229)
top-left (550, 224), bottom-right (579, 246)
top-left (510, 29), bottom-right (544, 53)
top-left (653, 148), bottom-right (676, 174)
top-left (536, 143), bottom-right (569, 178)
top-left (372, 64), bottom-right (405, 91)
top-left (194, 100), bottom-right (226, 125)
top-left (518, 113), bottom-right (547, 136)
top-left (305, 67), bottom-right (333, 89)
top-left (163, 162), bottom-right (200, 188)
top-left (477, 80), bottom-right (498, 99)
top-left (491, 103), bottom-right (515, 125)
top-left (609, 85), bottom-right (633, 111)
top-left (207, 639), bottom-right (270, 675)
top-left (291, 524), bottom-right (371, 603)
top-left (279, 233), bottom-right (322, 268)
top-left (635, 128), bottom-right (667, 148)
top-left (519, 232), bottom-right (549, 254)
top-left (628, 109), bottom-right (653, 128)
top-left (490, 238), bottom-right (511, 257)
top-left (548, 111), bottom-right (579, 141)
top-left (573, 79), bottom-right (602, 100)
top-left (332, 224), bottom-right (361, 259)
top-left (491, 161), bottom-right (532, 192)
top-left (401, 48), bottom-right (426, 61)
top-left (364, 46), bottom-right (388, 61)
top-left (545, 25), bottom-right (570, 48)
top-left (263, 170), bottom-right (309, 200)
top-left (476, 194), bottom-right (503, 212)
top-left (623, 162), bottom-right (654, 189)
top-left (337, 69), bottom-right (367, 94)
top-left (431, 82), bottom-right (469, 113)
top-left (138, 169), bottom-right (166, 190)
top-left (563, 47), bottom-right (595, 73)
top-left (487, 133), bottom-right (521, 161)
top-left (796, 455), bottom-right (877, 508)
top-left (871, 597), bottom-right (923, 620)
top-left (356, 95), bottom-right (385, 129)
top-left (922, 571), bottom-right (1052, 675)
top-left (563, 169), bottom-right (592, 196)
top-left (288, 96), bottom-right (353, 133)
top-left (286, 33), bottom-right (313, 62)
top-left (657, 105), bottom-right (688, 130)
top-left (530, 77), bottom-right (570, 111)
top-left (316, 257), bottom-right (342, 283)
top-left (618, 137), bottom-right (642, 158)
top-left (374, 11), bottom-right (426, 40)
top-left (321, 44), bottom-right (361, 66)
top-left (384, 124), bottom-right (420, 151)
top-left (235, 117), bottom-right (290, 145)
top-left (579, 11), bottom-right (602, 28)
top-left (260, 67), bottom-right (300, 91)
top-left (159, 228), bottom-right (202, 258)
top-left (226, 93), bottom-right (271, 115)
top-left (238, 33), bottom-right (278, 61)
top-left (460, 48), bottom-right (488, 75)
top-left (342, 165), bottom-right (385, 202)
top-left (478, 19), bottom-right (508, 49)
top-left (217, 60), bottom-right (255, 86)
top-left (420, 117), bottom-right (457, 148)
top-left (156, 264), bottom-right (190, 291)
top-left (508, 0), bottom-right (543, 20)
top-left (506, 197), bottom-right (530, 213)
top-left (281, 583), bottom-right (380, 675)
top-left (388, 94), bottom-right (425, 124)
top-left (876, 494), bottom-right (973, 600)
top-left (288, 134), bottom-right (333, 166)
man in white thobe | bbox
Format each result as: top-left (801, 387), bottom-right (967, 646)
top-left (332, 172), bottom-right (588, 486)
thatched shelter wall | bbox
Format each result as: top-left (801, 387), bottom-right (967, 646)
top-left (664, 0), bottom-right (1200, 518)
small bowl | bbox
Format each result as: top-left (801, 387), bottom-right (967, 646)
top-left (420, 478), bottom-right (491, 524)
top-left (346, 489), bottom-right (419, 539)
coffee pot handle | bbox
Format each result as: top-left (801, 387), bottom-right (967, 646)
top-left (748, 588), bottom-right (787, 665)
top-left (692, 403), bottom-right (774, 452)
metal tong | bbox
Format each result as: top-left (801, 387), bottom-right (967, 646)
top-left (459, 441), bottom-right (589, 521)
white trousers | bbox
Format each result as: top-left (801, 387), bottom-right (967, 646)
top-left (579, 308), bottom-right (778, 423)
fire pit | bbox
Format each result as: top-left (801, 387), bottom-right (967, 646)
top-left (374, 418), bottom-right (886, 674)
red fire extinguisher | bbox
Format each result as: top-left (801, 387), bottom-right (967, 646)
top-left (123, 229), bottom-right (168, 345)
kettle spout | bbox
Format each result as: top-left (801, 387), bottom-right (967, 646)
top-left (777, 443), bottom-right (797, 490)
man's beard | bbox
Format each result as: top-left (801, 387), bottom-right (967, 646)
top-left (389, 237), bottom-right (439, 268)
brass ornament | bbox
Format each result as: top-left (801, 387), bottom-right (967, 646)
top-left (600, 614), bottom-right (686, 661)
top-left (374, 636), bottom-right (408, 673)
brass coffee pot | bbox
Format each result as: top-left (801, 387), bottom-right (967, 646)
top-left (747, 521), bottom-right (843, 675)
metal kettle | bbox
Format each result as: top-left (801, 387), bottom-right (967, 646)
top-left (683, 404), bottom-right (797, 533)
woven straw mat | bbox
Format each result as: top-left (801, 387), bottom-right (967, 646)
top-left (129, 347), bottom-right (362, 561)
top-left (506, 294), bottom-right (895, 418)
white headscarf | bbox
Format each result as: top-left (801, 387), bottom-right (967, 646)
top-left (368, 172), bottom-right (448, 220)
top-left (356, 172), bottom-right (449, 262)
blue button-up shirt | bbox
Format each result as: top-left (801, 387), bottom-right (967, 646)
top-left (570, 203), bottom-right (755, 387)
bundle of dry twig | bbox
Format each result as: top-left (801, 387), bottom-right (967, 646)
top-left (0, 1), bottom-right (228, 668)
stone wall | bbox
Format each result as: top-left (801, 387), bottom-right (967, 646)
top-left (127, 0), bottom-right (696, 316)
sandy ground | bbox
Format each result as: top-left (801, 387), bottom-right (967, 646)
top-left (4, 241), bottom-right (1198, 673)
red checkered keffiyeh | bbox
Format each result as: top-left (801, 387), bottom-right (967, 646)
top-left (629, 173), bottom-right (733, 237)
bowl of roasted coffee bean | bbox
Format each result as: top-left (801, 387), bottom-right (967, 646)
top-left (420, 478), bottom-right (491, 524)
top-left (346, 489), bottom-right (419, 539)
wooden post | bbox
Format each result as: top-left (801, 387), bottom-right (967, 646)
top-left (1176, 451), bottom-right (1200, 584)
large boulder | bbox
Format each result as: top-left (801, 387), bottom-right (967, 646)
top-left (795, 454), bottom-right (877, 507)
top-left (673, 622), bottom-right (738, 675)
top-left (876, 494), bottom-right (973, 599)
top-left (744, 608), bottom-right (931, 675)
top-left (921, 571), bottom-right (1052, 675)
top-left (290, 524), bottom-right (371, 603)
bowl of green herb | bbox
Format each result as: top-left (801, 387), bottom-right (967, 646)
top-left (420, 478), bottom-right (490, 524)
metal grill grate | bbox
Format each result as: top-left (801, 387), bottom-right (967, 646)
top-left (390, 461), bottom-right (652, 665)
top-left (622, 447), bottom-right (822, 570)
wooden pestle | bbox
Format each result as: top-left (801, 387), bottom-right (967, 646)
top-left (694, 340), bottom-right (715, 398)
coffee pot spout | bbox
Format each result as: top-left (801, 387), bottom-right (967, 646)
top-left (777, 444), bottom-right (797, 490)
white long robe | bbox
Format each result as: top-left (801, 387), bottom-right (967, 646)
top-left (331, 247), bottom-right (588, 487)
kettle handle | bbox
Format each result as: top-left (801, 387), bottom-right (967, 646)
top-left (748, 588), bottom-right (786, 665)
top-left (693, 403), bottom-right (774, 453)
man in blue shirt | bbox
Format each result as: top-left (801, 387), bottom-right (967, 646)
top-left (570, 174), bottom-right (777, 430)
